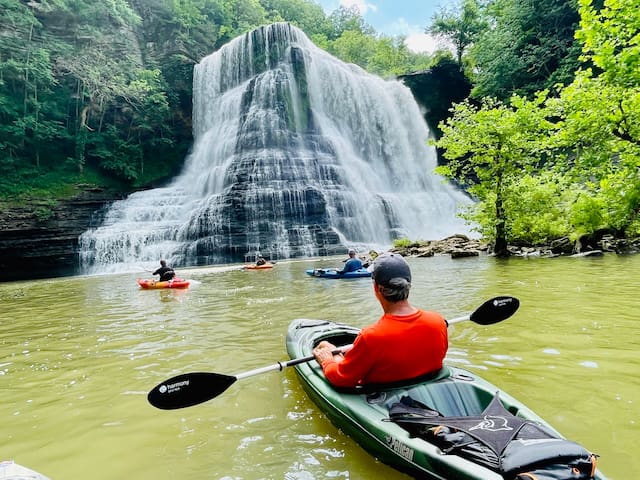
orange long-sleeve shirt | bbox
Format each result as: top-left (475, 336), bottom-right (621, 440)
top-left (320, 310), bottom-right (448, 388)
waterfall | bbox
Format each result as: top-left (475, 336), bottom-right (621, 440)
top-left (79, 23), bottom-right (472, 273)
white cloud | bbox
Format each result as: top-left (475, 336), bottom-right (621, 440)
top-left (339, 0), bottom-right (377, 15)
top-left (404, 33), bottom-right (439, 54)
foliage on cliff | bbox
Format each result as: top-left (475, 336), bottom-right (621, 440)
top-left (0, 0), bottom-right (432, 202)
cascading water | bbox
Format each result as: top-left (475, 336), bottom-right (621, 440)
top-left (79, 23), bottom-right (472, 273)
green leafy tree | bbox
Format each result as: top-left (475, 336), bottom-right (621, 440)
top-left (471, 0), bottom-right (581, 100)
top-left (552, 0), bottom-right (640, 237)
top-left (327, 5), bottom-right (375, 39)
top-left (427, 0), bottom-right (487, 66)
top-left (330, 30), bottom-right (376, 69)
top-left (368, 36), bottom-right (430, 77)
top-left (261, 0), bottom-right (330, 36)
top-left (503, 171), bottom-right (575, 245)
top-left (435, 93), bottom-right (557, 255)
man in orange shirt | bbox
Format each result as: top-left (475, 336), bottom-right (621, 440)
top-left (312, 252), bottom-right (448, 388)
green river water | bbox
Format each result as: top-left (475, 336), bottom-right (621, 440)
top-left (0, 254), bottom-right (637, 479)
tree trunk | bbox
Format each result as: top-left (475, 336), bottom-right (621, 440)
top-left (493, 175), bottom-right (509, 257)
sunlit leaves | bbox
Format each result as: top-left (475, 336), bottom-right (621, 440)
top-left (437, 0), bottom-right (640, 247)
top-left (436, 94), bottom-right (558, 250)
top-left (576, 0), bottom-right (640, 88)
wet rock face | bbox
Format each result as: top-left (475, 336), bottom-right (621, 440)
top-left (0, 189), bottom-right (118, 281)
top-left (77, 23), bottom-right (472, 272)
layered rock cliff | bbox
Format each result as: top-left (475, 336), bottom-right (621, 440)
top-left (78, 23), bottom-right (471, 273)
top-left (0, 26), bottom-right (474, 282)
top-left (0, 188), bottom-right (120, 282)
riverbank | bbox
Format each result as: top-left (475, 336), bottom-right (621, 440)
top-left (0, 186), bottom-right (122, 282)
top-left (385, 233), bottom-right (640, 259)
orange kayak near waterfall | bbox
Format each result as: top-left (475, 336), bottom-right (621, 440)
top-left (137, 278), bottom-right (190, 289)
top-left (242, 263), bottom-right (274, 270)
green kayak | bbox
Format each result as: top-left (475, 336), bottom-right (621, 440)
top-left (285, 318), bottom-right (607, 480)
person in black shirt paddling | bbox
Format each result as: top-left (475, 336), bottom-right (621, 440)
top-left (153, 259), bottom-right (175, 282)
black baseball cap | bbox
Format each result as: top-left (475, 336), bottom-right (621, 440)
top-left (371, 252), bottom-right (411, 286)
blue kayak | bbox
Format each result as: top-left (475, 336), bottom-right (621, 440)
top-left (306, 268), bottom-right (371, 279)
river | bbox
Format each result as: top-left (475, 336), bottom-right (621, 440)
top-left (1, 254), bottom-right (636, 479)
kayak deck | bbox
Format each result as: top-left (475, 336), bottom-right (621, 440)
top-left (286, 319), bottom-right (606, 480)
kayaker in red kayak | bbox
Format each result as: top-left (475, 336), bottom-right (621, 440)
top-left (153, 259), bottom-right (176, 282)
top-left (313, 252), bottom-right (448, 388)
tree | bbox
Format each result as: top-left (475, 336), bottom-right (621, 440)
top-left (261, 0), bottom-right (330, 36)
top-left (0, 0), bottom-right (72, 181)
top-left (427, 0), bottom-right (487, 67)
top-left (551, 0), bottom-right (640, 237)
top-left (330, 30), bottom-right (376, 69)
top-left (435, 94), bottom-right (557, 256)
top-left (471, 0), bottom-right (582, 100)
top-left (327, 5), bottom-right (375, 40)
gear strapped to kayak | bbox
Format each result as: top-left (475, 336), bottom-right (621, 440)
top-left (388, 392), bottom-right (598, 479)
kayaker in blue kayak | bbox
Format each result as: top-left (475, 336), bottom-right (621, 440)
top-left (153, 259), bottom-right (176, 282)
top-left (335, 249), bottom-right (363, 275)
top-left (313, 252), bottom-right (448, 388)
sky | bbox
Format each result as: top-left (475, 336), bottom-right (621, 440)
top-left (314, 0), bottom-right (457, 54)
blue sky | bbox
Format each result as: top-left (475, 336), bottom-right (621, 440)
top-left (314, 0), bottom-right (457, 53)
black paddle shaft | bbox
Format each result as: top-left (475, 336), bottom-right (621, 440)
top-left (147, 350), bottom-right (345, 410)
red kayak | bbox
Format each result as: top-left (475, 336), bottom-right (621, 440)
top-left (137, 278), bottom-right (190, 289)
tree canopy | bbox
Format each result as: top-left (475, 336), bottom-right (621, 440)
top-left (436, 0), bottom-right (640, 252)
top-left (427, 0), bottom-right (487, 66)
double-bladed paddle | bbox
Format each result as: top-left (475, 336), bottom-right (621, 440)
top-left (147, 295), bottom-right (519, 410)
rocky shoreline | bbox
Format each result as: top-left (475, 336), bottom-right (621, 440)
top-left (382, 233), bottom-right (640, 260)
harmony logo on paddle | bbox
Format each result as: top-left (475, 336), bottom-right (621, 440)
top-left (159, 380), bottom-right (190, 394)
top-left (386, 435), bottom-right (414, 461)
top-left (493, 297), bottom-right (515, 307)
